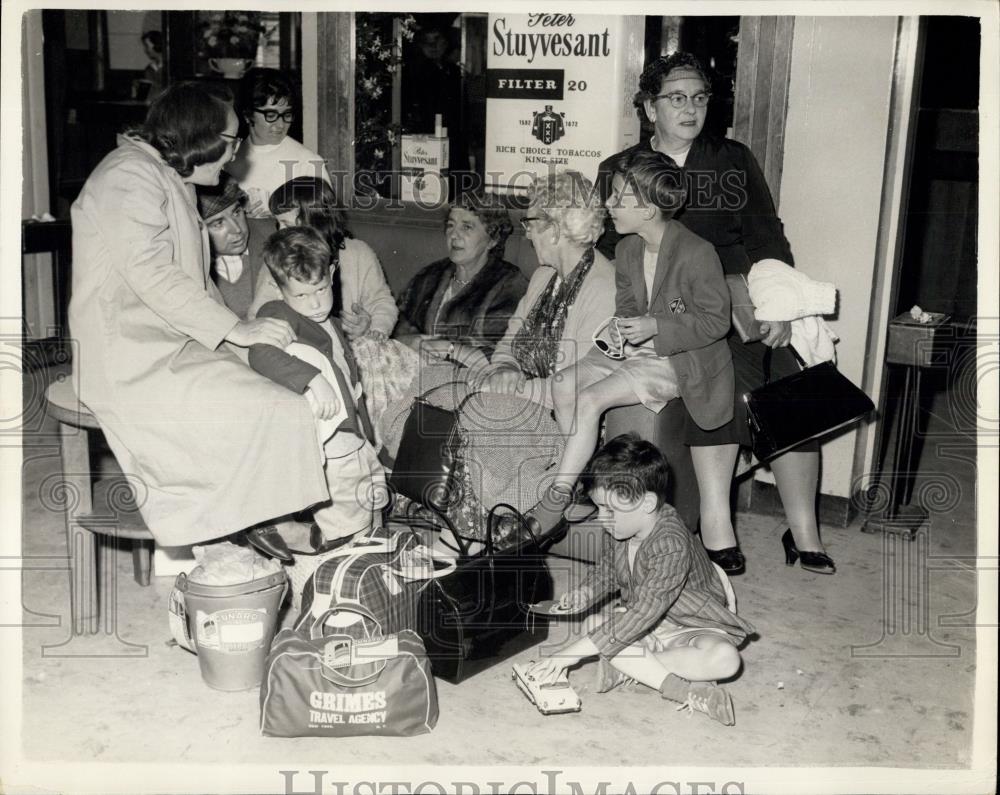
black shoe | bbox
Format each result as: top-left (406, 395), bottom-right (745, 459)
top-left (309, 522), bottom-right (324, 552)
top-left (525, 485), bottom-right (574, 538)
top-left (246, 525), bottom-right (294, 563)
top-left (311, 528), bottom-right (357, 555)
top-left (781, 529), bottom-right (836, 574)
top-left (269, 522), bottom-right (356, 557)
top-left (705, 546), bottom-right (746, 575)
top-left (563, 498), bottom-right (598, 524)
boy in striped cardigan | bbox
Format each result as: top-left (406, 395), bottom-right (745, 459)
top-left (526, 434), bottom-right (755, 725)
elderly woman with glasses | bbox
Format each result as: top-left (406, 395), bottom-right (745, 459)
top-left (68, 82), bottom-right (331, 559)
top-left (596, 52), bottom-right (835, 576)
top-left (477, 172), bottom-right (616, 408)
top-left (232, 68), bottom-right (331, 218)
top-left (380, 172), bottom-right (616, 549)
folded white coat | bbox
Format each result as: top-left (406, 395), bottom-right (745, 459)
top-left (747, 259), bottom-right (839, 366)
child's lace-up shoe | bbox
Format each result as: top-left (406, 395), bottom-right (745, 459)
top-left (673, 683), bottom-right (735, 726)
top-left (594, 658), bottom-right (640, 693)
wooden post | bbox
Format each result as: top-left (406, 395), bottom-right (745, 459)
top-left (316, 12), bottom-right (355, 200)
top-left (391, 17), bottom-right (403, 200)
top-left (88, 10), bottom-right (109, 93)
top-left (732, 16), bottom-right (795, 205)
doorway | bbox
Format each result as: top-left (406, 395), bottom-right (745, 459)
top-left (870, 15), bottom-right (980, 547)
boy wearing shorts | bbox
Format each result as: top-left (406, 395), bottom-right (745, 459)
top-left (249, 227), bottom-right (386, 549)
top-left (531, 148), bottom-right (733, 531)
top-left (526, 434), bottom-right (754, 725)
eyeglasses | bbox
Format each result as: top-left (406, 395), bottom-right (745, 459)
top-left (652, 91), bottom-right (712, 109)
top-left (254, 107), bottom-right (295, 124)
top-left (219, 132), bottom-right (243, 151)
top-left (592, 316), bottom-right (626, 360)
top-left (519, 216), bottom-right (548, 232)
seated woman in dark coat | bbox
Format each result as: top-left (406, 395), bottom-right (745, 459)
top-left (394, 192), bottom-right (528, 366)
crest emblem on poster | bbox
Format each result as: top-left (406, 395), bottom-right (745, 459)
top-left (531, 105), bottom-right (566, 145)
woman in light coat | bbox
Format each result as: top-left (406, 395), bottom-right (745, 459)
top-left (69, 82), bottom-right (328, 558)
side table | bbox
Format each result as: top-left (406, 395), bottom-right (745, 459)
top-left (861, 312), bottom-right (950, 538)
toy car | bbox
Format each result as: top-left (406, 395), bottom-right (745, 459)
top-left (512, 662), bottom-right (582, 715)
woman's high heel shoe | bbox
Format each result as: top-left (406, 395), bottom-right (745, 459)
top-left (705, 546), bottom-right (746, 575)
top-left (781, 529), bottom-right (836, 574)
top-left (525, 484), bottom-right (574, 537)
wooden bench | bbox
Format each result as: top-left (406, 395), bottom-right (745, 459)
top-left (45, 376), bottom-right (154, 635)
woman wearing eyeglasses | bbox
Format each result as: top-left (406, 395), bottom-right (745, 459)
top-left (378, 172), bottom-right (615, 550)
top-left (232, 68), bottom-right (332, 218)
top-left (479, 171), bottom-right (616, 409)
top-left (68, 82), bottom-right (330, 557)
top-left (597, 53), bottom-right (835, 576)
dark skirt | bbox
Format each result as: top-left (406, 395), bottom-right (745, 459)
top-left (684, 335), bottom-right (820, 452)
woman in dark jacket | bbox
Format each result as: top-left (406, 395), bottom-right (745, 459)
top-left (598, 53), bottom-right (835, 576)
top-left (395, 192), bottom-right (527, 368)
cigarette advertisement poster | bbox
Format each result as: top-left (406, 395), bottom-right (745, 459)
top-left (484, 13), bottom-right (644, 193)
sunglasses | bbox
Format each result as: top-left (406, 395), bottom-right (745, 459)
top-left (592, 316), bottom-right (626, 360)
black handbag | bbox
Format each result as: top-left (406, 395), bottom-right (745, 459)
top-left (413, 503), bottom-right (553, 683)
top-left (744, 347), bottom-right (875, 461)
top-left (388, 382), bottom-right (474, 513)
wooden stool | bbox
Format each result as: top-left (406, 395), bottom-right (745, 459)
top-left (45, 377), bottom-right (154, 635)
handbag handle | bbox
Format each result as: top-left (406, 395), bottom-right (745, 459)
top-left (387, 553), bottom-right (459, 581)
top-left (416, 379), bottom-right (479, 414)
top-left (486, 502), bottom-right (541, 558)
top-left (761, 344), bottom-right (807, 385)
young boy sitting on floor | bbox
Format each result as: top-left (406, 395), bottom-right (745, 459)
top-left (248, 227), bottom-right (387, 552)
top-left (526, 433), bottom-right (755, 726)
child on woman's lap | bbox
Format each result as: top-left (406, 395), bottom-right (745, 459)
top-left (531, 148), bottom-right (734, 531)
top-left (248, 227), bottom-right (387, 549)
top-left (252, 177), bottom-right (417, 442)
top-left (526, 434), bottom-right (754, 725)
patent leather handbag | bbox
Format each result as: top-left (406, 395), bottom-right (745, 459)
top-left (388, 382), bottom-right (474, 514)
top-left (744, 348), bottom-right (875, 461)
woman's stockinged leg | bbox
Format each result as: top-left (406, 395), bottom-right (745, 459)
top-left (551, 363), bottom-right (582, 437)
top-left (690, 444), bottom-right (740, 550)
top-left (769, 449), bottom-right (823, 551)
top-left (554, 371), bottom-right (640, 490)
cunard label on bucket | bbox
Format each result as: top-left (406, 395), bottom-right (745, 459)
top-left (195, 608), bottom-right (267, 653)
